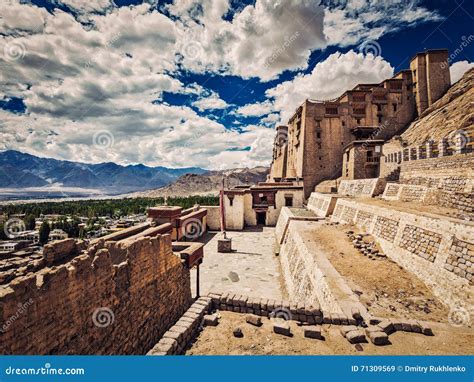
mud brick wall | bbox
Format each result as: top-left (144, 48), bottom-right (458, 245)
top-left (445, 238), bottom-right (474, 282)
top-left (399, 225), bottom-right (442, 262)
top-left (331, 198), bottom-right (474, 307)
top-left (0, 235), bottom-right (192, 355)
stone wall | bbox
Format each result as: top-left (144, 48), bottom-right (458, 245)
top-left (0, 235), bottom-right (192, 355)
top-left (338, 178), bottom-right (386, 198)
top-left (307, 192), bottom-right (340, 217)
top-left (278, 220), bottom-right (368, 319)
top-left (399, 153), bottom-right (474, 217)
top-left (382, 183), bottom-right (428, 202)
top-left (331, 198), bottom-right (474, 307)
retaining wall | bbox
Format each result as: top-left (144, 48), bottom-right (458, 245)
top-left (338, 178), bottom-right (387, 198)
top-left (278, 220), bottom-right (368, 319)
top-left (331, 198), bottom-right (474, 307)
top-left (307, 192), bottom-right (341, 217)
top-left (399, 153), bottom-right (474, 216)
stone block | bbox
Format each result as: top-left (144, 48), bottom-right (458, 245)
top-left (346, 330), bottom-right (367, 344)
top-left (420, 322), bottom-right (434, 336)
top-left (273, 322), bottom-right (291, 336)
top-left (378, 320), bottom-right (395, 335)
top-left (233, 327), bottom-right (243, 338)
top-left (203, 314), bottom-right (219, 327)
top-left (367, 330), bottom-right (389, 346)
top-left (246, 314), bottom-right (262, 327)
top-left (408, 320), bottom-right (422, 333)
top-left (340, 325), bottom-right (358, 337)
top-left (217, 238), bottom-right (232, 252)
top-left (304, 325), bottom-right (323, 340)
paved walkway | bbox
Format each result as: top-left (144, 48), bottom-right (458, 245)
top-left (191, 227), bottom-right (283, 300)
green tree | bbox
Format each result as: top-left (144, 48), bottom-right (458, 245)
top-left (39, 222), bottom-right (50, 245)
top-left (24, 214), bottom-right (36, 230)
top-left (0, 223), bottom-right (7, 240)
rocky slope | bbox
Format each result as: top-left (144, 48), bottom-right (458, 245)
top-left (134, 167), bottom-right (269, 197)
top-left (400, 68), bottom-right (473, 145)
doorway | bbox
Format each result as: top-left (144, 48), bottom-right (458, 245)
top-left (256, 211), bottom-right (266, 225)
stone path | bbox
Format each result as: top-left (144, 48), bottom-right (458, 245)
top-left (191, 227), bottom-right (283, 300)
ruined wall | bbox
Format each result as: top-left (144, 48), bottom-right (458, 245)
top-left (0, 235), bottom-right (192, 355)
top-left (331, 198), bottom-right (474, 307)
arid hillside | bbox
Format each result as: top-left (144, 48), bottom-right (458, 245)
top-left (134, 167), bottom-right (269, 197)
top-left (400, 68), bottom-right (473, 145)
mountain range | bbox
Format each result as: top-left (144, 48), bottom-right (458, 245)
top-left (134, 167), bottom-right (270, 197)
top-left (0, 150), bottom-right (206, 194)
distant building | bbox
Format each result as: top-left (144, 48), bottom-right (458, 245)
top-left (50, 229), bottom-right (68, 241)
top-left (269, 49), bottom-right (451, 198)
top-left (220, 181), bottom-right (304, 229)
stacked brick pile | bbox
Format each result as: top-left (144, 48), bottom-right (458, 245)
top-left (148, 296), bottom-right (213, 355)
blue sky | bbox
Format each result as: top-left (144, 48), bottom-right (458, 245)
top-left (0, 0), bottom-right (472, 169)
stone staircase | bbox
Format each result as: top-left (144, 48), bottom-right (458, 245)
top-left (385, 166), bottom-right (400, 182)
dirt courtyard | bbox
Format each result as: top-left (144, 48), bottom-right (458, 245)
top-left (186, 311), bottom-right (474, 355)
top-left (302, 223), bottom-right (451, 323)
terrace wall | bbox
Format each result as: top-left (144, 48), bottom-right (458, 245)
top-left (331, 198), bottom-right (474, 307)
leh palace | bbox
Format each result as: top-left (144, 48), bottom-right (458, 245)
top-left (1, 49), bottom-right (473, 356)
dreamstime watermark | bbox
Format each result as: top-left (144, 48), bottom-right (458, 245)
top-left (92, 307), bottom-right (115, 328)
top-left (93, 130), bottom-right (115, 149)
top-left (269, 307), bottom-right (292, 321)
top-left (3, 218), bottom-right (26, 239)
top-left (264, 31), bottom-right (300, 69)
top-left (446, 129), bottom-right (470, 150)
top-left (3, 40), bottom-right (26, 61)
top-left (358, 40), bottom-right (382, 57)
top-left (448, 305), bottom-right (472, 327)
top-left (1, 298), bottom-right (34, 333)
top-left (440, 35), bottom-right (474, 70)
top-left (5, 363), bottom-right (85, 376)
top-left (181, 217), bottom-right (204, 240)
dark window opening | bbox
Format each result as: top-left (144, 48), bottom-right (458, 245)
top-left (285, 196), bottom-right (293, 207)
top-left (378, 115), bottom-right (383, 124)
top-left (319, 156), bottom-right (322, 160)
top-left (260, 195), bottom-right (267, 203)
top-left (356, 118), bottom-right (361, 124)
top-left (316, 132), bottom-right (321, 139)
top-left (393, 103), bottom-right (397, 112)
top-left (228, 196), bottom-right (234, 206)
top-left (377, 104), bottom-right (382, 111)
